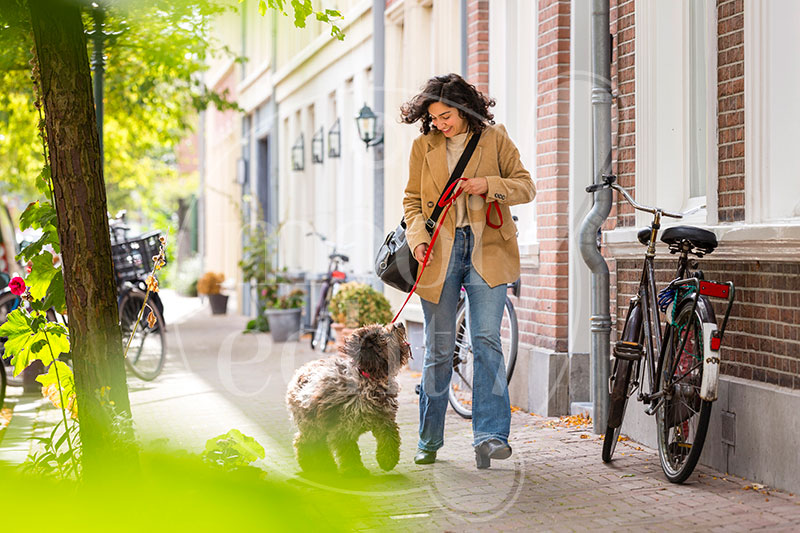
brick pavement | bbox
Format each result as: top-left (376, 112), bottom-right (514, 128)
top-left (4, 297), bottom-right (800, 531)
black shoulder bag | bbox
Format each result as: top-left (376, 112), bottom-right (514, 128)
top-left (375, 131), bottom-right (481, 293)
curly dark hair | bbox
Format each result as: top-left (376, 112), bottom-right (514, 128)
top-left (400, 73), bottom-right (495, 135)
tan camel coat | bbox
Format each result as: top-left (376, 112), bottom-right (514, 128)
top-left (402, 123), bottom-right (535, 304)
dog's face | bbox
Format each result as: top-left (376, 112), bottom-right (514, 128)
top-left (342, 322), bottom-right (411, 380)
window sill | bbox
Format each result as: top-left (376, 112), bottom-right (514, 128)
top-left (519, 242), bottom-right (540, 268)
top-left (604, 221), bottom-right (800, 261)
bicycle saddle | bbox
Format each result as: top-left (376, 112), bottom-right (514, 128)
top-left (660, 226), bottom-right (718, 256)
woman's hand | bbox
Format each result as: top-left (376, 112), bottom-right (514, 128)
top-left (458, 177), bottom-right (489, 196)
top-left (414, 243), bottom-right (432, 264)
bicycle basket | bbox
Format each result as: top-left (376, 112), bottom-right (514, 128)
top-left (111, 230), bottom-right (165, 283)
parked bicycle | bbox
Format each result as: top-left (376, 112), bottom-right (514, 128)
top-left (447, 281), bottom-right (520, 418)
top-left (109, 212), bottom-right (167, 381)
top-left (306, 231), bottom-right (349, 352)
top-left (589, 175), bottom-right (735, 483)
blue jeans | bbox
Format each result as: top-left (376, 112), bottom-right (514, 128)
top-left (418, 226), bottom-right (510, 452)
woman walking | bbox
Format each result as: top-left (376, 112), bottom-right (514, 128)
top-left (401, 73), bottom-right (535, 469)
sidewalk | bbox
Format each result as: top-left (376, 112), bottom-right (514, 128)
top-left (3, 293), bottom-right (800, 531)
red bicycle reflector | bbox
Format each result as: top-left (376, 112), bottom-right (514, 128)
top-left (332, 270), bottom-right (346, 280)
top-left (710, 335), bottom-right (722, 351)
top-left (699, 281), bottom-right (729, 298)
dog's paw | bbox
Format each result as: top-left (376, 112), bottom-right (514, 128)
top-left (376, 448), bottom-right (400, 471)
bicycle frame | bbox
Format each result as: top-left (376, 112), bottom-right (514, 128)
top-left (627, 212), bottom-right (688, 410)
top-left (622, 204), bottom-right (735, 412)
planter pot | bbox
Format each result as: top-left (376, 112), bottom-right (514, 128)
top-left (265, 308), bottom-right (303, 342)
top-left (331, 323), bottom-right (356, 349)
top-left (208, 293), bottom-right (229, 315)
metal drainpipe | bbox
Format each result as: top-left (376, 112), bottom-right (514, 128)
top-left (579, 0), bottom-right (613, 434)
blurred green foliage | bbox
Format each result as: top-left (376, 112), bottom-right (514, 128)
top-left (0, 450), bottom-right (355, 532)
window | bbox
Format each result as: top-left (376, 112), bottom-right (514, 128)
top-left (635, 0), bottom-right (717, 224)
top-left (745, 0), bottom-right (800, 223)
top-left (489, 0), bottom-right (537, 250)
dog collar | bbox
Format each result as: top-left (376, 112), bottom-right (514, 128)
top-left (359, 369), bottom-right (373, 379)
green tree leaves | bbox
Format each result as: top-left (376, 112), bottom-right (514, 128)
top-left (0, 308), bottom-right (69, 377)
top-left (16, 201), bottom-right (66, 313)
top-left (247, 0), bottom-right (345, 39)
top-left (37, 360), bottom-right (77, 419)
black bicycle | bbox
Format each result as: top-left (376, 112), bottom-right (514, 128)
top-left (590, 175), bottom-right (735, 483)
top-left (109, 213), bottom-right (167, 381)
top-left (306, 232), bottom-right (349, 353)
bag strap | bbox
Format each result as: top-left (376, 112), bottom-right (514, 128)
top-left (424, 130), bottom-right (481, 234)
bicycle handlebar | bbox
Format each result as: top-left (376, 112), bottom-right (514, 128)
top-left (586, 174), bottom-right (699, 219)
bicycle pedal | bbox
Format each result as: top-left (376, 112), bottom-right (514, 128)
top-left (614, 341), bottom-right (644, 361)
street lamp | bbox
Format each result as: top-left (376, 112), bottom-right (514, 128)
top-left (311, 127), bottom-right (324, 164)
top-left (355, 103), bottom-right (383, 150)
top-left (327, 118), bottom-right (341, 158)
top-left (291, 134), bottom-right (305, 171)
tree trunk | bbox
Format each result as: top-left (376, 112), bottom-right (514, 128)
top-left (29, 0), bottom-right (136, 476)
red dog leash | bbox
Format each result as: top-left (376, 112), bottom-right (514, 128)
top-left (391, 179), bottom-right (502, 324)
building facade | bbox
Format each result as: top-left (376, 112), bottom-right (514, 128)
top-left (200, 0), bottom-right (800, 493)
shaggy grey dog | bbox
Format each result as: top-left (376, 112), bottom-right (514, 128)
top-left (286, 323), bottom-right (411, 476)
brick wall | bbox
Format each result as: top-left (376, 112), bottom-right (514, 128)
top-left (465, 0), bottom-right (489, 94)
top-left (717, 0), bottom-right (745, 222)
top-left (604, 0), bottom-right (637, 337)
top-left (617, 259), bottom-right (800, 390)
top-left (514, 0), bottom-right (571, 352)
top-left (612, 0), bottom-right (636, 229)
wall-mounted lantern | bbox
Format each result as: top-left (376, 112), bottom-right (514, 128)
top-left (311, 127), bottom-right (324, 164)
top-left (291, 133), bottom-right (305, 171)
top-left (355, 103), bottom-right (383, 150)
top-left (327, 118), bottom-right (341, 158)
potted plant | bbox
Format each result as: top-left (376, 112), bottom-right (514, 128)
top-left (197, 272), bottom-right (228, 315)
top-left (328, 282), bottom-right (393, 347)
top-left (264, 288), bottom-right (305, 342)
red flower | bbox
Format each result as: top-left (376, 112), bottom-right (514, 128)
top-left (8, 276), bottom-right (26, 296)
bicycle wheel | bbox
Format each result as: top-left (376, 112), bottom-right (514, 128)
top-left (602, 304), bottom-right (642, 462)
top-left (655, 297), bottom-right (714, 483)
top-left (119, 289), bottom-right (166, 381)
top-left (311, 314), bottom-right (332, 353)
top-left (448, 296), bottom-right (518, 419)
